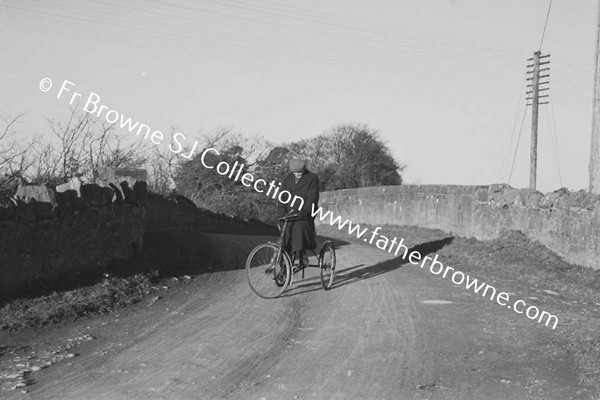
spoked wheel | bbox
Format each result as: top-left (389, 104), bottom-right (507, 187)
top-left (246, 243), bottom-right (292, 298)
top-left (319, 240), bottom-right (336, 290)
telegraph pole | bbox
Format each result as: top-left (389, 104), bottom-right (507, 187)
top-left (590, 0), bottom-right (600, 193)
top-left (526, 51), bottom-right (550, 190)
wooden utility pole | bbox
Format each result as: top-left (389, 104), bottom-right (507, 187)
top-left (590, 0), bottom-right (600, 193)
top-left (526, 52), bottom-right (550, 190)
top-left (529, 51), bottom-right (541, 190)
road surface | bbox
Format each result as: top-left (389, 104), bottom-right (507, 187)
top-left (10, 233), bottom-right (591, 399)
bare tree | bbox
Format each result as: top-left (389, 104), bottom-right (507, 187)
top-left (0, 113), bottom-right (32, 174)
top-left (200, 127), bottom-right (271, 168)
top-left (145, 128), bottom-right (181, 195)
top-left (27, 109), bottom-right (153, 184)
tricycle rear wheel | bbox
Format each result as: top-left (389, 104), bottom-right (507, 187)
top-left (319, 241), bottom-right (336, 290)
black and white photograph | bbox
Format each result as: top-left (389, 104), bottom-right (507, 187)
top-left (2, 0), bottom-right (600, 399)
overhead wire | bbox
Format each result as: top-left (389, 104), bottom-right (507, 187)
top-left (539, 0), bottom-right (553, 51)
top-left (8, 0), bottom-right (534, 79)
top-left (548, 87), bottom-right (564, 187)
top-left (255, 0), bottom-right (519, 55)
top-left (4, 2), bottom-right (441, 77)
top-left (7, 0), bottom-right (592, 107)
top-left (6, 0), bottom-right (592, 85)
top-left (498, 75), bottom-right (526, 182)
top-left (552, 65), bottom-right (593, 81)
top-left (548, 72), bottom-right (594, 92)
top-left (550, 86), bottom-right (591, 100)
top-left (31, 0), bottom-right (584, 89)
top-left (107, 0), bottom-right (521, 68)
top-left (143, 0), bottom-right (529, 69)
top-left (554, 58), bottom-right (593, 74)
top-left (23, 0), bottom-right (354, 55)
top-left (508, 106), bottom-right (529, 185)
top-left (11, 0), bottom-right (594, 94)
top-left (543, 109), bottom-right (562, 188)
top-left (197, 0), bottom-right (523, 57)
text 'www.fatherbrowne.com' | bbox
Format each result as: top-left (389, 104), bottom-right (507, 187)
top-left (310, 204), bottom-right (559, 330)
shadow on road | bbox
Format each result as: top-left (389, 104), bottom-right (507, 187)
top-left (316, 235), bottom-right (352, 250)
top-left (281, 236), bottom-right (455, 297)
top-left (333, 237), bottom-right (455, 288)
top-left (279, 263), bottom-right (365, 298)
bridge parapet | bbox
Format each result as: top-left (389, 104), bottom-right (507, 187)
top-left (318, 184), bottom-right (600, 269)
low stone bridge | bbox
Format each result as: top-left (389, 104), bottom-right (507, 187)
top-left (318, 184), bottom-right (600, 269)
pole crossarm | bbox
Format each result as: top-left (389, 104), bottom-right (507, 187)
top-left (525, 51), bottom-right (551, 189)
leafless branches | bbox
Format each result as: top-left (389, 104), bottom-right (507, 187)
top-left (0, 110), bottom-right (159, 186)
top-left (0, 113), bottom-right (32, 175)
top-left (200, 127), bottom-right (271, 168)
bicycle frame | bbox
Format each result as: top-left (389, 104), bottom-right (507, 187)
top-left (269, 210), bottom-right (317, 284)
top-left (245, 210), bottom-right (336, 297)
top-left (266, 216), bottom-right (289, 273)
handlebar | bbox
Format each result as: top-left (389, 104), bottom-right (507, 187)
top-left (278, 210), bottom-right (299, 221)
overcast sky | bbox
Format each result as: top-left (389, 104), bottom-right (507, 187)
top-left (0, 0), bottom-right (597, 192)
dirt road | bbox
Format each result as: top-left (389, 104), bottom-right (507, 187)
top-left (6, 233), bottom-right (594, 400)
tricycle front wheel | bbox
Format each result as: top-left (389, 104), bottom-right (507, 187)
top-left (246, 243), bottom-right (292, 299)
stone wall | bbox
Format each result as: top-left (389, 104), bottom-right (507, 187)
top-left (0, 204), bottom-right (145, 297)
top-left (318, 184), bottom-right (600, 269)
top-left (0, 180), bottom-right (278, 298)
top-left (0, 180), bottom-right (147, 298)
top-left (145, 192), bottom-right (277, 236)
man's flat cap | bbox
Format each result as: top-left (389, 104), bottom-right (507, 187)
top-left (289, 158), bottom-right (306, 172)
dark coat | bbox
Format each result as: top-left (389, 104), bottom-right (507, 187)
top-left (278, 170), bottom-right (320, 253)
top-left (278, 170), bottom-right (320, 220)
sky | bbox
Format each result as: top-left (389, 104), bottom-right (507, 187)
top-left (0, 0), bottom-right (597, 193)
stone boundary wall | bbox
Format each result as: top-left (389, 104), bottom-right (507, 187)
top-left (317, 184), bottom-right (600, 269)
top-left (0, 180), bottom-right (279, 298)
top-left (145, 192), bottom-right (277, 236)
top-left (0, 177), bottom-right (149, 297)
top-left (0, 202), bottom-right (145, 297)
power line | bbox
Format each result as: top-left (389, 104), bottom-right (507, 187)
top-left (201, 0), bottom-right (523, 57)
top-left (498, 75), bottom-right (526, 181)
top-left (8, 0), bottom-right (531, 77)
top-left (508, 107), bottom-right (528, 185)
top-left (552, 62), bottom-right (593, 77)
top-left (17, 0), bottom-right (591, 88)
top-left (108, 0), bottom-right (520, 67)
top-left (539, 0), bottom-right (553, 51)
top-left (550, 87), bottom-right (591, 100)
top-left (143, 0), bottom-right (528, 69)
top-left (4, 3), bottom-right (433, 77)
top-left (543, 109), bottom-right (562, 187)
top-left (547, 87), bottom-right (563, 187)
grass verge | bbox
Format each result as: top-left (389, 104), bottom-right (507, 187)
top-left (0, 228), bottom-right (264, 333)
top-left (0, 272), bottom-right (160, 332)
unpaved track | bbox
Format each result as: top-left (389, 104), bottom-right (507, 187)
top-left (21, 235), bottom-right (589, 399)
